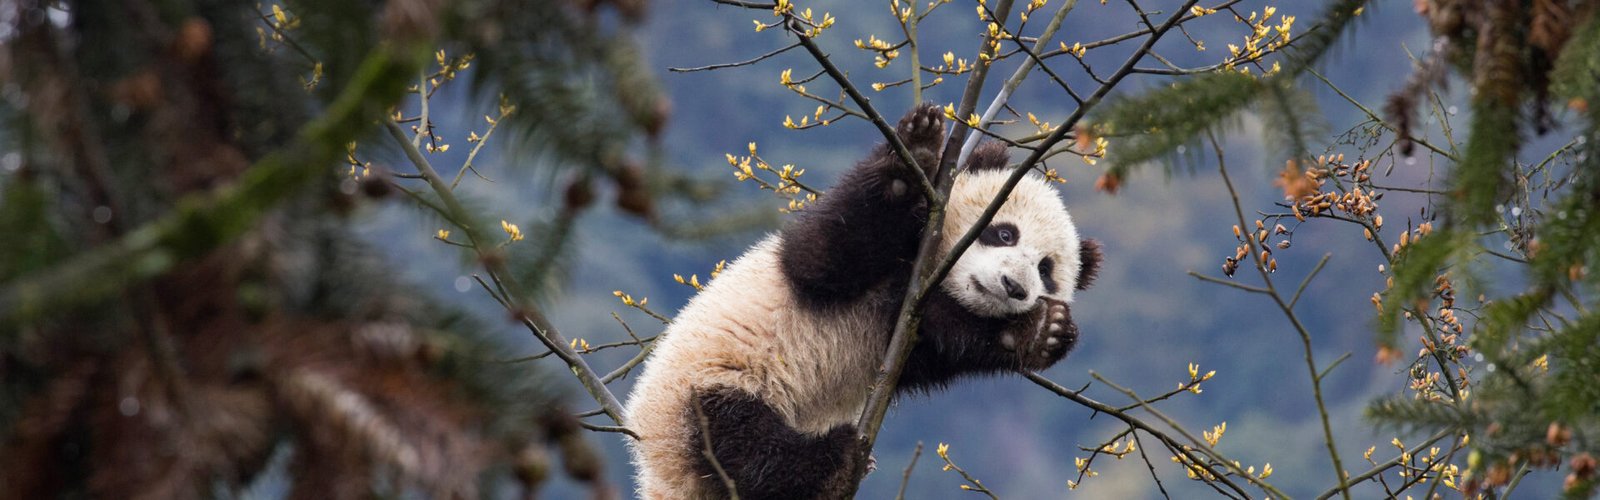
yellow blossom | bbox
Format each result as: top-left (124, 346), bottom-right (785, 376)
top-left (1204, 422), bottom-right (1227, 446)
top-left (500, 220), bottom-right (524, 241)
top-left (435, 229), bottom-right (450, 240)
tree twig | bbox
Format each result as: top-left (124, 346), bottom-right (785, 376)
top-left (1090, 371), bottom-right (1289, 498)
top-left (692, 393), bottom-right (740, 500)
top-left (1290, 253), bottom-right (1333, 309)
top-left (1188, 271), bottom-right (1271, 294)
top-left (895, 442), bottom-right (924, 500)
top-left (383, 119), bottom-right (627, 425)
top-left (670, 42), bottom-right (801, 72)
top-left (1314, 429), bottom-right (1453, 499)
top-left (1026, 372), bottom-right (1252, 498)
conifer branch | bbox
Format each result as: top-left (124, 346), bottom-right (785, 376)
top-left (1, 47), bottom-right (421, 323)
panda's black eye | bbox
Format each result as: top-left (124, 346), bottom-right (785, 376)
top-left (979, 223), bottom-right (1020, 247)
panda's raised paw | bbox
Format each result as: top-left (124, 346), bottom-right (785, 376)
top-left (897, 103), bottom-right (946, 148)
top-left (1019, 296), bottom-right (1077, 369)
top-left (894, 104), bottom-right (945, 175)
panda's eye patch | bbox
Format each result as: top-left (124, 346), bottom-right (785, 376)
top-left (1039, 257), bottom-right (1059, 294)
top-left (979, 223), bottom-right (1020, 247)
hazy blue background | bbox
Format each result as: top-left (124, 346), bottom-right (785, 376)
top-left (356, 1), bottom-right (1567, 497)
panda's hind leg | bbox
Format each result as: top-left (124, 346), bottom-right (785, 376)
top-left (690, 386), bottom-right (865, 499)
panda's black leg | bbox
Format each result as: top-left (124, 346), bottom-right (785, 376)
top-left (779, 104), bottom-right (945, 308)
top-left (691, 387), bottom-right (865, 500)
top-left (898, 293), bottom-right (1079, 392)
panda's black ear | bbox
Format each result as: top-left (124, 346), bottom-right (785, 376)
top-left (963, 141), bottom-right (1010, 171)
top-left (1077, 239), bottom-right (1102, 291)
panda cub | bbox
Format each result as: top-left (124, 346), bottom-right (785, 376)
top-left (624, 104), bottom-right (1102, 499)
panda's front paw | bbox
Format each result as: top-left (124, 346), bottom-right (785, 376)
top-left (1003, 297), bottom-right (1077, 370)
top-left (897, 103), bottom-right (946, 150)
top-left (895, 104), bottom-right (945, 174)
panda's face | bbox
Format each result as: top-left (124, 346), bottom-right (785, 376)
top-left (947, 220), bottom-right (1071, 317)
top-left (938, 168), bottom-right (1088, 319)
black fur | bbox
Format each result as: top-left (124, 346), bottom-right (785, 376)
top-left (690, 387), bottom-right (864, 500)
top-left (1040, 257), bottom-right (1059, 295)
top-left (899, 292), bottom-right (1078, 392)
top-left (1077, 239), bottom-right (1103, 291)
top-left (964, 141), bottom-right (1011, 172)
top-left (778, 104), bottom-right (946, 309)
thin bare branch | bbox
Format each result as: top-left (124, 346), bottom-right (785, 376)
top-left (1188, 271), bottom-right (1271, 294)
top-left (895, 442), bottom-right (924, 500)
top-left (692, 394), bottom-right (740, 499)
top-left (1290, 253), bottom-right (1333, 308)
top-left (1026, 372), bottom-right (1251, 498)
top-left (1090, 372), bottom-right (1289, 498)
top-left (670, 42), bottom-right (801, 72)
top-left (1315, 429), bottom-right (1454, 500)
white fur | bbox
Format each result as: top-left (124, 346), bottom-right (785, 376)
top-left (623, 168), bottom-right (1082, 499)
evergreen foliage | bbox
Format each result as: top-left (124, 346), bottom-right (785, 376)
top-left (1095, 0), bottom-right (1599, 495)
top-left (0, 0), bottom-right (659, 497)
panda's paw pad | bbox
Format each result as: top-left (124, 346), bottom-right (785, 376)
top-left (1025, 297), bottom-right (1076, 366)
top-left (896, 103), bottom-right (946, 156)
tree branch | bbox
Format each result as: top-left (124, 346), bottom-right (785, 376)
top-left (383, 120), bottom-right (627, 426)
top-left (1026, 372), bottom-right (1252, 498)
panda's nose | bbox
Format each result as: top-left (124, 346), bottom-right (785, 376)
top-left (1001, 276), bottom-right (1027, 300)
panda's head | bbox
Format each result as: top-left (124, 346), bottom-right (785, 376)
top-left (938, 144), bottom-right (1102, 318)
